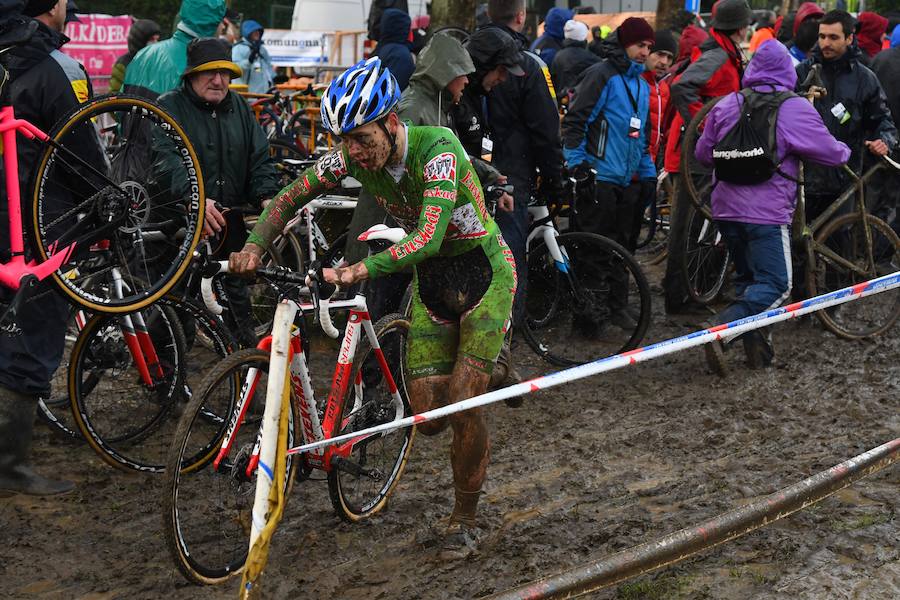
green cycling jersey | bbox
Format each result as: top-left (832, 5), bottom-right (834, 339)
top-left (247, 125), bottom-right (503, 278)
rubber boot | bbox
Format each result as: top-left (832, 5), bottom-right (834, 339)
top-left (0, 387), bottom-right (74, 497)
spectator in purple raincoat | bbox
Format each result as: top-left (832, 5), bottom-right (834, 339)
top-left (694, 39), bottom-right (850, 373)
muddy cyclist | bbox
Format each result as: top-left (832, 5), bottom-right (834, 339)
top-left (229, 57), bottom-right (516, 555)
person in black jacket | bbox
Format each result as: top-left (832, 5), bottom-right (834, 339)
top-left (550, 19), bottom-right (599, 101)
top-left (870, 30), bottom-right (900, 235)
top-left (795, 10), bottom-right (897, 215)
top-left (0, 0), bottom-right (96, 496)
top-left (484, 0), bottom-right (565, 314)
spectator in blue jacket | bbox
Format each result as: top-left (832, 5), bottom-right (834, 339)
top-left (373, 8), bottom-right (414, 90)
top-left (232, 19), bottom-right (275, 93)
top-left (530, 6), bottom-right (573, 67)
top-left (695, 40), bottom-right (850, 373)
top-left (561, 17), bottom-right (656, 332)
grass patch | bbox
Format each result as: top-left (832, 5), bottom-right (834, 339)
top-left (616, 573), bottom-right (695, 600)
top-left (831, 512), bottom-right (891, 532)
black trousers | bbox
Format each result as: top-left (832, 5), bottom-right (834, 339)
top-left (575, 180), bottom-right (643, 310)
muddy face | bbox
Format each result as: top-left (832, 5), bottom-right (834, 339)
top-left (341, 115), bottom-right (398, 171)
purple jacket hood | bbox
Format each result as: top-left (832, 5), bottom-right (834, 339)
top-left (694, 40), bottom-right (850, 225)
top-left (742, 39), bottom-right (796, 92)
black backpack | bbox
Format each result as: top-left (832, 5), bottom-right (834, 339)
top-left (712, 89), bottom-right (796, 185)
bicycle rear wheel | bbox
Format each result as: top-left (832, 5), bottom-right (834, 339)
top-left (807, 213), bottom-right (900, 339)
top-left (69, 303), bottom-right (186, 472)
top-left (32, 95), bottom-right (204, 312)
top-left (523, 232), bottom-right (651, 365)
top-left (163, 348), bottom-right (299, 585)
top-left (328, 313), bottom-right (415, 522)
top-left (680, 96), bottom-right (724, 220)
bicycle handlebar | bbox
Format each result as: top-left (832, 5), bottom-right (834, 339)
top-left (200, 260), bottom-right (340, 338)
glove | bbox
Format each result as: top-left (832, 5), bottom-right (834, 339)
top-left (538, 173), bottom-right (566, 206)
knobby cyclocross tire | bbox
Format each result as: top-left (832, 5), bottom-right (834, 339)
top-left (69, 303), bottom-right (186, 472)
top-left (806, 213), bottom-right (900, 339)
top-left (31, 94), bottom-right (204, 313)
top-left (523, 232), bottom-right (651, 366)
top-left (680, 203), bottom-right (730, 304)
top-left (163, 348), bottom-right (299, 585)
top-left (327, 313), bottom-right (415, 522)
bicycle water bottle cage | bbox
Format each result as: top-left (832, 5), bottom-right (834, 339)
top-left (357, 224), bottom-right (405, 254)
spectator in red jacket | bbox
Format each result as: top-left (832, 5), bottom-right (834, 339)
top-left (664, 0), bottom-right (750, 174)
top-left (857, 12), bottom-right (889, 59)
top-left (643, 30), bottom-right (675, 162)
top-left (662, 0), bottom-right (752, 313)
top-left (669, 23), bottom-right (708, 75)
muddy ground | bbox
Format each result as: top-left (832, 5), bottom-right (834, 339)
top-left (1, 261), bottom-right (898, 600)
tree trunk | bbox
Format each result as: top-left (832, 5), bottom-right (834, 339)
top-left (431, 0), bottom-right (477, 32)
top-left (656, 0), bottom-right (681, 32)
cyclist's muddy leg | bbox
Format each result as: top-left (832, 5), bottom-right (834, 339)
top-left (408, 375), bottom-right (451, 436)
top-left (447, 360), bottom-right (491, 526)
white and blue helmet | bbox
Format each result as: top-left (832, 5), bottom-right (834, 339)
top-left (321, 57), bottom-right (402, 136)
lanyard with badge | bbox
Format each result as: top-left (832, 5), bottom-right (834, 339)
top-left (618, 73), bottom-right (642, 138)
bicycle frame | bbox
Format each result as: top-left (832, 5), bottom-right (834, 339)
top-left (0, 105), bottom-right (76, 289)
top-left (284, 195), bottom-right (357, 265)
top-left (211, 292), bottom-right (402, 479)
top-left (795, 163), bottom-right (883, 278)
top-left (527, 204), bottom-right (571, 271)
top-left (68, 267), bottom-right (172, 387)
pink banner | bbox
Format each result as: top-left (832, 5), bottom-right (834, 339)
top-left (62, 14), bottom-right (132, 93)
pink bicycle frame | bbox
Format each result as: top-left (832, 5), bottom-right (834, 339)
top-left (0, 104), bottom-right (77, 289)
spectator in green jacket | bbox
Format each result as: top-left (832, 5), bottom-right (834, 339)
top-left (109, 19), bottom-right (160, 93)
top-left (123, 0), bottom-right (225, 99)
top-left (157, 38), bottom-right (280, 346)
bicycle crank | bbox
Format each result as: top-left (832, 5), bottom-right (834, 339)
top-left (331, 456), bottom-right (384, 481)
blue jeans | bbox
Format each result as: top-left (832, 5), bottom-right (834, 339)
top-left (715, 221), bottom-right (793, 325)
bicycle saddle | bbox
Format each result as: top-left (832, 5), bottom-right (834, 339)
top-left (357, 224), bottom-right (405, 244)
top-left (0, 19), bottom-right (37, 52)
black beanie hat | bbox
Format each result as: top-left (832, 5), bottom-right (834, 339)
top-left (651, 30), bottom-right (678, 56)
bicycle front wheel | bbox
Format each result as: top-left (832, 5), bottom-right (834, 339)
top-left (328, 313), bottom-right (415, 522)
top-left (163, 348), bottom-right (299, 585)
top-left (523, 232), bottom-right (651, 365)
top-left (69, 303), bottom-right (186, 472)
top-left (807, 213), bottom-right (900, 339)
top-left (32, 94), bottom-right (204, 312)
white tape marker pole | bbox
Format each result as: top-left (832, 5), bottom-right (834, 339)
top-left (289, 271), bottom-right (900, 456)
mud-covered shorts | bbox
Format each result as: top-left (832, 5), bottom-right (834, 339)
top-left (407, 236), bottom-right (516, 379)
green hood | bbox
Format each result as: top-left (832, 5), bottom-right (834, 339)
top-left (178, 0), bottom-right (226, 37)
top-left (409, 33), bottom-right (474, 93)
